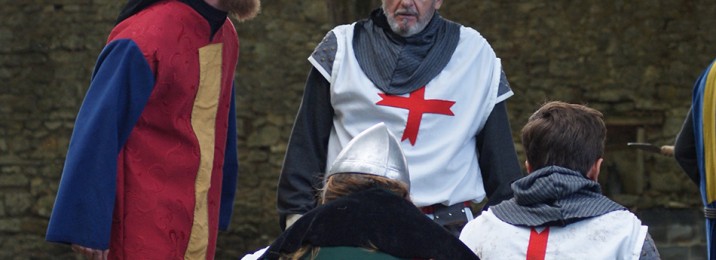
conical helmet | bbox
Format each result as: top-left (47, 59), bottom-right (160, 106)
top-left (325, 122), bottom-right (410, 189)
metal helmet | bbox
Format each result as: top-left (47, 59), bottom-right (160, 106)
top-left (325, 122), bottom-right (410, 189)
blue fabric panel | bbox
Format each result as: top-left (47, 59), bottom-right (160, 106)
top-left (45, 39), bottom-right (155, 249)
top-left (219, 85), bottom-right (239, 230)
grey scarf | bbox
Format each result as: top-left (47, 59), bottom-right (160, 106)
top-left (491, 166), bottom-right (625, 227)
top-left (353, 9), bottom-right (460, 95)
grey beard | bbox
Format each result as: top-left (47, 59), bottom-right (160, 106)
top-left (386, 15), bottom-right (428, 37)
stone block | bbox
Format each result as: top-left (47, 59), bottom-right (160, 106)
top-left (647, 224), bottom-right (667, 245)
top-left (4, 191), bottom-right (32, 216)
top-left (246, 150), bottom-right (268, 163)
top-left (658, 246), bottom-right (690, 260)
top-left (0, 218), bottom-right (22, 232)
top-left (247, 125), bottom-right (281, 147)
top-left (30, 177), bottom-right (46, 196)
top-left (651, 171), bottom-right (686, 193)
top-left (690, 245), bottom-right (707, 260)
top-left (0, 172), bottom-right (29, 187)
top-left (34, 195), bottom-right (54, 218)
top-left (666, 224), bottom-right (695, 244)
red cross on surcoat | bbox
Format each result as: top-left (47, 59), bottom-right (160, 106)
top-left (376, 86), bottom-right (455, 145)
top-left (527, 227), bottom-right (550, 260)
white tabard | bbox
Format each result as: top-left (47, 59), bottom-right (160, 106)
top-left (309, 23), bottom-right (512, 207)
top-left (459, 209), bottom-right (648, 260)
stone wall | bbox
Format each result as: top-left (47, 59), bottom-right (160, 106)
top-left (1, 0), bottom-right (715, 259)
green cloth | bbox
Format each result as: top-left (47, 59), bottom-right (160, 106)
top-left (301, 246), bottom-right (405, 260)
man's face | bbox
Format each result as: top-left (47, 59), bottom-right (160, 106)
top-left (382, 0), bottom-right (443, 37)
top-left (219, 0), bottom-right (261, 21)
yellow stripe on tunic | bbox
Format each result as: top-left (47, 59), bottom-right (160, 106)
top-left (705, 65), bottom-right (716, 203)
top-left (186, 43), bottom-right (223, 260)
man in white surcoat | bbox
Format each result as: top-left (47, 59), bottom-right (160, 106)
top-left (459, 101), bottom-right (660, 259)
top-left (277, 0), bottom-right (523, 234)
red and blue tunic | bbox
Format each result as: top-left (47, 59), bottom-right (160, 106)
top-left (690, 59), bottom-right (716, 259)
top-left (46, 1), bottom-right (239, 259)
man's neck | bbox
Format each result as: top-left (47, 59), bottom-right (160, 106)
top-left (203, 0), bottom-right (224, 12)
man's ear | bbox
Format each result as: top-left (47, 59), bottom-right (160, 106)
top-left (525, 160), bottom-right (532, 173)
top-left (586, 158), bottom-right (603, 181)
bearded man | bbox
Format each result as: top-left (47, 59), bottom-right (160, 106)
top-left (45, 0), bottom-right (260, 259)
top-left (277, 0), bottom-right (523, 236)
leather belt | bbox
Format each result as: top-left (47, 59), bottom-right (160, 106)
top-left (420, 201), bottom-right (470, 214)
top-left (420, 202), bottom-right (472, 227)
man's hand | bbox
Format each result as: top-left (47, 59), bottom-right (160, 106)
top-left (71, 244), bottom-right (109, 260)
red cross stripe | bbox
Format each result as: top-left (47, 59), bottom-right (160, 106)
top-left (376, 86), bottom-right (455, 145)
top-left (526, 227), bottom-right (550, 260)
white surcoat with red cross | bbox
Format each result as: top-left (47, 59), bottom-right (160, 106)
top-left (460, 209), bottom-right (648, 260)
top-left (308, 23), bottom-right (511, 207)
